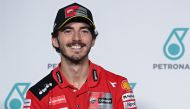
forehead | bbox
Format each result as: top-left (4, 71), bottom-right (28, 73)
top-left (63, 22), bottom-right (90, 28)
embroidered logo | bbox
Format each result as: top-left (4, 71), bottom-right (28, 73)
top-left (121, 80), bottom-right (131, 92)
top-left (109, 81), bottom-right (117, 87)
top-left (49, 95), bottom-right (67, 105)
top-left (89, 92), bottom-right (112, 109)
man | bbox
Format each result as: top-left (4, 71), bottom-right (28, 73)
top-left (23, 3), bottom-right (137, 109)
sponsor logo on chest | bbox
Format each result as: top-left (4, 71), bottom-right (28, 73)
top-left (122, 93), bottom-right (135, 101)
top-left (89, 92), bottom-right (113, 109)
top-left (49, 95), bottom-right (67, 105)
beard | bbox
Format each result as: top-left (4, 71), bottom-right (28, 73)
top-left (60, 48), bottom-right (91, 64)
top-left (58, 40), bottom-right (92, 64)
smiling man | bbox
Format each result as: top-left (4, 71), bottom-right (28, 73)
top-left (23, 3), bottom-right (137, 109)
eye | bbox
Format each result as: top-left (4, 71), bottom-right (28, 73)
top-left (60, 29), bottom-right (73, 35)
top-left (64, 29), bottom-right (72, 33)
top-left (81, 29), bottom-right (90, 34)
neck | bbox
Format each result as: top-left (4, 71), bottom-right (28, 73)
top-left (60, 57), bottom-right (90, 89)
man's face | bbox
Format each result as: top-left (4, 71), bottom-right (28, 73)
top-left (52, 22), bottom-right (95, 64)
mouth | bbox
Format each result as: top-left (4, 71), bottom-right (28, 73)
top-left (67, 42), bottom-right (86, 51)
top-left (70, 45), bottom-right (82, 49)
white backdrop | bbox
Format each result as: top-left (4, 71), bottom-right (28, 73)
top-left (1, 0), bottom-right (190, 109)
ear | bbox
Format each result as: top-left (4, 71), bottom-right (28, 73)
top-left (52, 37), bottom-right (59, 48)
top-left (91, 39), bottom-right (96, 47)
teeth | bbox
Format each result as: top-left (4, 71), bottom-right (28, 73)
top-left (71, 45), bottom-right (81, 49)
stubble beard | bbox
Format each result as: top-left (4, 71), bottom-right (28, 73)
top-left (60, 46), bottom-right (92, 65)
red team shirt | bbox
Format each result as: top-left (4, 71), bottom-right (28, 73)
top-left (23, 61), bottom-right (137, 109)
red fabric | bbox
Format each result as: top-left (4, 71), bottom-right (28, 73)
top-left (23, 61), bottom-right (137, 109)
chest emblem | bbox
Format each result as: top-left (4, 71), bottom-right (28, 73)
top-left (49, 95), bottom-right (67, 105)
top-left (89, 92), bottom-right (112, 109)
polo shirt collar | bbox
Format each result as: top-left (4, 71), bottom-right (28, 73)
top-left (52, 60), bottom-right (101, 89)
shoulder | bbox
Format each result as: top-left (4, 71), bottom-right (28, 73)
top-left (92, 62), bottom-right (127, 81)
top-left (100, 67), bottom-right (127, 82)
top-left (28, 71), bottom-right (58, 100)
top-left (100, 67), bottom-right (132, 92)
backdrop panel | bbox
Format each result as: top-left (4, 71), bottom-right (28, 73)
top-left (1, 0), bottom-right (190, 109)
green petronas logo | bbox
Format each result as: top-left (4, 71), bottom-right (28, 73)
top-left (163, 28), bottom-right (189, 60)
top-left (129, 83), bottom-right (136, 90)
top-left (4, 83), bottom-right (30, 109)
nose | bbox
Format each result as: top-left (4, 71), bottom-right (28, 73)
top-left (72, 31), bottom-right (81, 41)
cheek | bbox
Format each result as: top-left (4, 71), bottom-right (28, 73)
top-left (58, 37), bottom-right (69, 45)
top-left (83, 36), bottom-right (93, 43)
top-left (87, 38), bottom-right (95, 46)
top-left (85, 40), bottom-right (93, 46)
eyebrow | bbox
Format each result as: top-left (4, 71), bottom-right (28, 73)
top-left (59, 26), bottom-right (73, 31)
top-left (60, 25), bottom-right (91, 31)
top-left (80, 26), bottom-right (91, 30)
